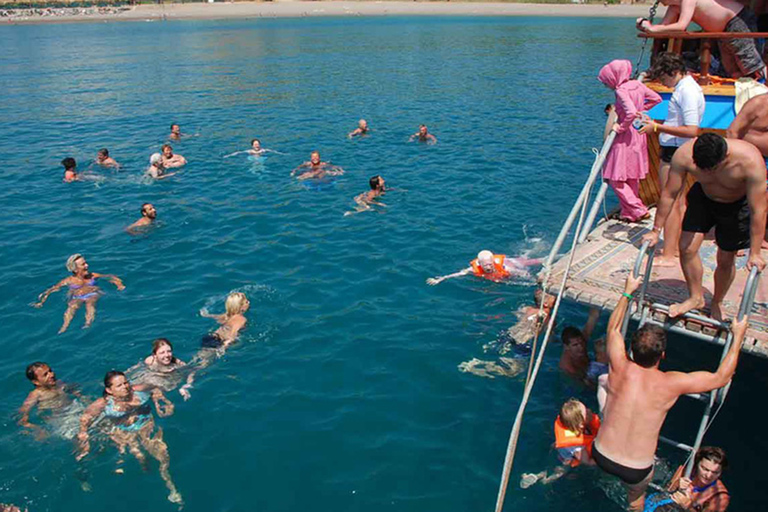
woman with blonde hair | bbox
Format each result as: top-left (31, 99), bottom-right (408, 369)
top-left (200, 292), bottom-right (250, 350)
top-left (32, 254), bottom-right (125, 333)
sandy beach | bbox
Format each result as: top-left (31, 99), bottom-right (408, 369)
top-left (1, 1), bottom-right (653, 25)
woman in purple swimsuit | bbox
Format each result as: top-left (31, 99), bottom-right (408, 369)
top-left (33, 253), bottom-right (125, 333)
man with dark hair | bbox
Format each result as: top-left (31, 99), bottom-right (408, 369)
top-left (61, 157), bottom-right (77, 182)
top-left (643, 133), bottom-right (767, 320)
top-left (344, 176), bottom-right (388, 216)
top-left (592, 273), bottom-right (747, 511)
top-left (126, 203), bottom-right (157, 234)
top-left (161, 144), bottom-right (186, 168)
top-left (95, 148), bottom-right (119, 168)
top-left (637, 0), bottom-right (765, 79)
top-left (663, 446), bottom-right (730, 511)
top-left (19, 362), bottom-right (80, 441)
top-left (169, 123), bottom-right (182, 140)
top-left (559, 308), bottom-right (599, 378)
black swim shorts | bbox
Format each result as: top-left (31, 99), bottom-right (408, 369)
top-left (682, 182), bottom-right (751, 252)
top-left (660, 145), bottom-right (678, 164)
top-left (592, 443), bottom-right (654, 485)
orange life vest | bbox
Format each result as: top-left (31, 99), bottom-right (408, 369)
top-left (553, 414), bottom-right (601, 467)
top-left (470, 254), bottom-right (510, 280)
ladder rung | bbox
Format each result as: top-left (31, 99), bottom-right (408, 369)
top-left (685, 392), bottom-right (710, 402)
top-left (659, 436), bottom-right (694, 452)
top-left (649, 303), bottom-right (729, 331)
top-left (643, 318), bottom-right (725, 345)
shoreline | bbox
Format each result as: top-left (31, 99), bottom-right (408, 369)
top-left (1, 2), bottom-right (653, 25)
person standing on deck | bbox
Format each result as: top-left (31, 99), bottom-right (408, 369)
top-left (639, 53), bottom-right (706, 267)
top-left (636, 0), bottom-right (766, 79)
top-left (598, 60), bottom-right (662, 223)
top-left (592, 272), bottom-right (747, 512)
top-left (727, 94), bottom-right (768, 162)
top-left (643, 133), bottom-right (766, 320)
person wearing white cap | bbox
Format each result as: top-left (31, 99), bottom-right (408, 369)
top-left (426, 250), bottom-right (542, 285)
top-left (147, 153), bottom-right (177, 180)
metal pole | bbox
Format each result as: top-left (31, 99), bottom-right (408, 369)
top-left (579, 181), bottom-right (609, 244)
top-left (545, 131), bottom-right (616, 267)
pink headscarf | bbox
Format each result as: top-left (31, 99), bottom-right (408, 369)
top-left (598, 60), bottom-right (633, 90)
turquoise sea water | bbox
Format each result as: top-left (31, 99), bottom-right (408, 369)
top-left (1, 15), bottom-right (766, 512)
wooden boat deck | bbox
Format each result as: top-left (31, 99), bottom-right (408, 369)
top-left (545, 209), bottom-right (768, 358)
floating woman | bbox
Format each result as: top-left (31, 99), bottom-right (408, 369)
top-left (127, 338), bottom-right (194, 401)
top-left (33, 254), bottom-right (125, 333)
top-left (76, 371), bottom-right (182, 504)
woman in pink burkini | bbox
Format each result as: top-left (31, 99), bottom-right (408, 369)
top-left (598, 60), bottom-right (662, 222)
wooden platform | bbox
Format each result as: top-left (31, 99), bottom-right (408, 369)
top-left (545, 210), bottom-right (768, 358)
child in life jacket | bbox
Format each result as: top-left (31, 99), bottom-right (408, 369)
top-left (520, 398), bottom-right (601, 488)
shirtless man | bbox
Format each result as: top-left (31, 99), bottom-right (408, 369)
top-left (161, 144), bottom-right (187, 168)
top-left (643, 133), bottom-right (767, 320)
top-left (147, 153), bottom-right (177, 180)
top-left (559, 308), bottom-right (600, 379)
top-left (290, 151), bottom-right (344, 180)
top-left (19, 362), bottom-right (80, 441)
top-left (344, 175), bottom-right (386, 216)
top-left (348, 119), bottom-right (370, 138)
top-left (593, 273), bottom-right (748, 511)
top-left (169, 124), bottom-right (182, 140)
top-left (637, 0), bottom-right (765, 78)
top-left (727, 95), bottom-right (768, 158)
top-left (96, 148), bottom-right (119, 168)
top-left (62, 157), bottom-right (78, 182)
top-left (410, 124), bottom-right (437, 144)
top-left (126, 203), bottom-right (157, 233)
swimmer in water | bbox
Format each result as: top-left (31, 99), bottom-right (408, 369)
top-left (344, 175), bottom-right (387, 216)
top-left (291, 151), bottom-right (344, 180)
top-left (33, 254), bottom-right (126, 333)
top-left (126, 203), bottom-right (157, 234)
top-left (95, 148), bottom-right (119, 168)
top-left (77, 371), bottom-right (182, 504)
top-left (0, 504), bottom-right (25, 512)
top-left (128, 338), bottom-right (194, 400)
top-left (18, 362), bottom-right (82, 441)
top-left (409, 124), bottom-right (437, 144)
top-left (169, 124), bottom-right (181, 140)
top-left (199, 292), bottom-right (250, 351)
top-left (500, 288), bottom-right (556, 354)
top-left (147, 153), bottom-right (177, 180)
top-left (427, 250), bottom-right (543, 285)
top-left (224, 138), bottom-right (282, 158)
top-left (348, 119), bottom-right (370, 138)
top-left (62, 157), bottom-right (78, 182)
top-left (161, 144), bottom-right (186, 168)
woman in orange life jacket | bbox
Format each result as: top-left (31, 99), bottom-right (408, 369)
top-left (520, 398), bottom-right (600, 488)
top-left (426, 250), bottom-right (542, 285)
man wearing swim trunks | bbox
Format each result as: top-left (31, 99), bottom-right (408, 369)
top-left (637, 0), bottom-right (766, 79)
top-left (594, 273), bottom-right (747, 511)
top-left (644, 133), bottom-right (767, 320)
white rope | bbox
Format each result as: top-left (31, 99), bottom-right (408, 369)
top-left (493, 147), bottom-right (601, 512)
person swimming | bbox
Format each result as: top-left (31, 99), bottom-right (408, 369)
top-left (126, 203), bottom-right (157, 233)
top-left (224, 138), bottom-right (281, 158)
top-left (127, 338), bottom-right (194, 400)
top-left (409, 124), bottom-right (437, 144)
top-left (344, 175), bottom-right (387, 216)
top-left (348, 119), bottom-right (370, 138)
top-left (291, 151), bottom-right (344, 180)
top-left (199, 292), bottom-right (250, 351)
top-left (62, 157), bottom-right (78, 182)
top-left (426, 250), bottom-right (543, 285)
top-left (95, 148), bottom-right (119, 168)
top-left (77, 371), bottom-right (182, 504)
top-left (147, 153), bottom-right (177, 180)
top-left (33, 254), bottom-right (125, 333)
top-left (161, 144), bottom-right (186, 168)
top-left (18, 362), bottom-right (83, 441)
top-left (168, 123), bottom-right (182, 140)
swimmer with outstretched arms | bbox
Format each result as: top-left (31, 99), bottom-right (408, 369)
top-left (426, 250), bottom-right (542, 285)
top-left (62, 157), bottom-right (78, 182)
top-left (18, 362), bottom-right (82, 441)
top-left (348, 119), bottom-right (370, 138)
top-left (291, 151), bottom-right (344, 180)
top-left (95, 148), bottom-right (119, 168)
top-left (224, 138), bottom-right (282, 158)
top-left (147, 153), bottom-right (177, 180)
top-left (344, 175), bottom-right (387, 216)
top-left (409, 124), bottom-right (437, 144)
top-left (161, 144), bottom-right (186, 168)
top-left (126, 203), bottom-right (157, 234)
top-left (77, 371), bottom-right (182, 504)
top-left (33, 254), bottom-right (125, 333)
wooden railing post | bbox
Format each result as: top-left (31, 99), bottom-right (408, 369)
top-left (699, 38), bottom-right (712, 85)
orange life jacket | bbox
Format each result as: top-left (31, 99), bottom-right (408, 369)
top-left (470, 254), bottom-right (510, 280)
top-left (553, 414), bottom-right (601, 467)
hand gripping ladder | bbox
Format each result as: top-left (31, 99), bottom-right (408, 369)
top-left (622, 241), bottom-right (761, 478)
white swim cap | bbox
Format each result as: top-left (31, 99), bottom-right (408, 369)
top-left (477, 250), bottom-right (493, 264)
top-left (150, 153), bottom-right (162, 165)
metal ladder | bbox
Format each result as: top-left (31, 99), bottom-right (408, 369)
top-left (623, 241), bottom-right (761, 477)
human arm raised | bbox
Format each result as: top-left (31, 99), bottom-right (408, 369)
top-left (583, 307), bottom-right (600, 342)
top-left (605, 274), bottom-right (642, 369)
top-left (426, 267), bottom-right (473, 286)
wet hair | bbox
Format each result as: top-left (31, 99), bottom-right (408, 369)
top-left (225, 292), bottom-right (248, 317)
top-left (26, 362), bottom-right (48, 382)
top-left (141, 203), bottom-right (153, 215)
top-left (648, 52), bottom-right (687, 80)
top-left (693, 133), bottom-right (728, 170)
top-left (65, 253), bottom-right (84, 273)
top-left (170, 124), bottom-right (179, 130)
top-left (103, 370), bottom-right (125, 396)
top-left (98, 148), bottom-right (109, 157)
top-left (559, 398), bottom-right (586, 434)
top-left (151, 338), bottom-right (179, 364)
top-left (61, 157), bottom-right (76, 170)
top-left (695, 446), bottom-right (728, 472)
top-left (561, 326), bottom-right (585, 346)
top-left (161, 144), bottom-right (172, 151)
top-left (630, 324), bottom-right (667, 367)
top-left (369, 175), bottom-right (382, 190)
top-left (251, 138), bottom-right (260, 146)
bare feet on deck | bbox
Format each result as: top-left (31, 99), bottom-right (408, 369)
top-left (711, 301), bottom-right (725, 322)
top-left (653, 255), bottom-right (679, 268)
top-left (668, 296), bottom-right (705, 318)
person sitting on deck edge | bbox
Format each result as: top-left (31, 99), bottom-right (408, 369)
top-left (636, 0), bottom-right (766, 79)
top-left (426, 250), bottom-right (542, 285)
top-left (643, 132), bottom-right (766, 320)
top-left (592, 272), bottom-right (747, 512)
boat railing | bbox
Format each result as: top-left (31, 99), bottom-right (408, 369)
top-left (638, 31), bottom-right (768, 86)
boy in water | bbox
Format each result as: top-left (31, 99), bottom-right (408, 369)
top-left (126, 203), bottom-right (157, 233)
top-left (62, 157), bottom-right (78, 182)
top-left (344, 175), bottom-right (387, 216)
top-left (96, 148), bottom-right (119, 168)
top-left (559, 308), bottom-right (600, 380)
top-left (18, 362), bottom-right (81, 441)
